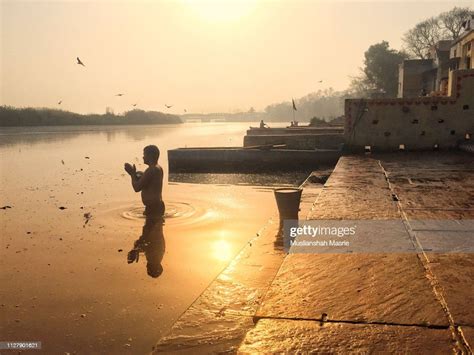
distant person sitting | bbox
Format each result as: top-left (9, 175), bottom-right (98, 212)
top-left (259, 120), bottom-right (269, 128)
top-left (420, 88), bottom-right (427, 97)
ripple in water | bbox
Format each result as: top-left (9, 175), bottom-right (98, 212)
top-left (121, 201), bottom-right (207, 225)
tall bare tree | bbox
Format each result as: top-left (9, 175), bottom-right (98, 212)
top-left (439, 7), bottom-right (473, 39)
top-left (403, 17), bottom-right (443, 59)
top-left (402, 7), bottom-right (473, 59)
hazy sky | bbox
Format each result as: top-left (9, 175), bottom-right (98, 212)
top-left (1, 0), bottom-right (472, 114)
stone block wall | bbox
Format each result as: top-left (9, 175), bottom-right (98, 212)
top-left (345, 69), bottom-right (474, 151)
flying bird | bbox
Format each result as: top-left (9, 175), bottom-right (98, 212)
top-left (318, 80), bottom-right (323, 83)
top-left (58, 100), bottom-right (62, 105)
top-left (76, 57), bottom-right (85, 66)
top-left (184, 109), bottom-right (187, 113)
top-left (132, 103), bottom-right (137, 107)
top-left (115, 93), bottom-right (124, 97)
top-left (165, 104), bottom-right (173, 109)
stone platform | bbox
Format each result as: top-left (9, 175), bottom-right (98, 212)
top-left (153, 152), bottom-right (473, 353)
top-left (242, 152), bottom-right (474, 353)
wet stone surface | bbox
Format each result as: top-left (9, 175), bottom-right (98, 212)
top-left (256, 253), bottom-right (448, 326)
top-left (461, 326), bottom-right (474, 349)
top-left (152, 215), bottom-right (286, 353)
top-left (153, 182), bottom-right (324, 353)
top-left (378, 153), bottom-right (474, 328)
top-left (381, 154), bottom-right (474, 220)
top-left (244, 153), bottom-right (473, 352)
top-left (308, 157), bottom-right (401, 220)
top-left (238, 319), bottom-right (455, 354)
top-left (424, 253), bottom-right (474, 326)
top-left (152, 152), bottom-right (473, 352)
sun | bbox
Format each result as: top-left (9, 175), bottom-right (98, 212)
top-left (184, 0), bottom-right (257, 23)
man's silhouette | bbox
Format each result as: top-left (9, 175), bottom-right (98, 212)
top-left (124, 145), bottom-right (165, 277)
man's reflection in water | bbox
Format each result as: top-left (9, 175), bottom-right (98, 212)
top-left (124, 144), bottom-right (165, 278)
top-left (128, 213), bottom-right (165, 278)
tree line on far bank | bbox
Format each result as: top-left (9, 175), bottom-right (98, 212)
top-left (0, 106), bottom-right (182, 127)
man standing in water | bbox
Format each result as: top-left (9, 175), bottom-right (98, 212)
top-left (124, 145), bottom-right (164, 218)
top-left (124, 145), bottom-right (165, 277)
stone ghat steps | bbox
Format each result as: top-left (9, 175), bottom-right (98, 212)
top-left (237, 152), bottom-right (474, 353)
top-left (152, 152), bottom-right (474, 353)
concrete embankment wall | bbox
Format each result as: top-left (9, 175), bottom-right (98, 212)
top-left (243, 134), bottom-right (344, 150)
top-left (168, 148), bottom-right (341, 172)
top-left (344, 69), bottom-right (474, 151)
top-left (246, 127), bottom-right (343, 136)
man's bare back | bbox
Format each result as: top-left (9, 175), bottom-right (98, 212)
top-left (139, 165), bottom-right (163, 207)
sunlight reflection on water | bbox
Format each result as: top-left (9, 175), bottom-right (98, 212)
top-left (212, 239), bottom-right (233, 262)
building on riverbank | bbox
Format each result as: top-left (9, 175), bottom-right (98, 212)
top-left (398, 17), bottom-right (473, 98)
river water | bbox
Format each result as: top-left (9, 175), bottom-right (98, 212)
top-left (0, 123), bottom-right (309, 354)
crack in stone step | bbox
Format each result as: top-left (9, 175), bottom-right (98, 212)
top-left (252, 314), bottom-right (451, 330)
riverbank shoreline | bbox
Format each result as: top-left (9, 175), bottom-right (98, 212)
top-left (152, 171), bottom-right (326, 353)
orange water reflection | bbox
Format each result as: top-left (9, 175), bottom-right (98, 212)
top-left (0, 123), bottom-right (288, 354)
top-left (212, 232), bottom-right (233, 262)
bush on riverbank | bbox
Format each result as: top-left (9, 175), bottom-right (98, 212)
top-left (309, 116), bottom-right (329, 126)
top-left (0, 106), bottom-right (182, 126)
top-left (309, 115), bottom-right (344, 126)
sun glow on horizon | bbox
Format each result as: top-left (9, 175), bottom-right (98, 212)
top-left (184, 0), bottom-right (257, 23)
